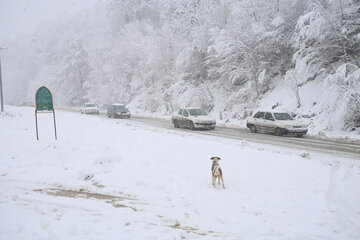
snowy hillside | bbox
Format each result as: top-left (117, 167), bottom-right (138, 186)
top-left (2, 0), bottom-right (360, 137)
top-left (1, 106), bottom-right (360, 239)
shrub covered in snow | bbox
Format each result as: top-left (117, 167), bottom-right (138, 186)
top-left (321, 64), bottom-right (360, 131)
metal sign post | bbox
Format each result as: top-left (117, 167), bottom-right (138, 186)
top-left (0, 56), bottom-right (3, 112)
top-left (35, 86), bottom-right (57, 140)
top-left (0, 50), bottom-right (5, 112)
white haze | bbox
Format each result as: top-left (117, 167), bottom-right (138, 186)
top-left (0, 0), bottom-right (99, 43)
top-left (1, 0), bottom-right (360, 137)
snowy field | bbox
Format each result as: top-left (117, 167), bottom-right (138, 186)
top-left (1, 106), bottom-right (360, 240)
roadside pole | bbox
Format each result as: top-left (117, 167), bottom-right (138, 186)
top-left (0, 52), bottom-right (4, 112)
top-left (0, 55), bottom-right (3, 112)
top-left (0, 47), bottom-right (7, 112)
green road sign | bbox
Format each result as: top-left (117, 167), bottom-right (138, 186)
top-left (34, 86), bottom-right (57, 140)
top-left (35, 86), bottom-right (53, 111)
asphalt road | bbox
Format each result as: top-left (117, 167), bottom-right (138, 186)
top-left (66, 108), bottom-right (360, 160)
top-left (126, 116), bottom-right (360, 160)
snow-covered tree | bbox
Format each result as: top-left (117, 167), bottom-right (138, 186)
top-left (321, 64), bottom-right (360, 130)
top-left (293, 0), bottom-right (360, 83)
top-left (57, 40), bottom-right (91, 106)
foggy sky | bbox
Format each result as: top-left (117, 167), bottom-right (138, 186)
top-left (0, 0), bottom-right (99, 45)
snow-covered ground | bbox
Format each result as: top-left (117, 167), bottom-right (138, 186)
top-left (1, 106), bottom-right (360, 240)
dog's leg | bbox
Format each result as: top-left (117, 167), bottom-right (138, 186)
top-left (220, 175), bottom-right (225, 189)
top-left (212, 175), bottom-right (216, 188)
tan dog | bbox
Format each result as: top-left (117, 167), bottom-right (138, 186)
top-left (211, 157), bottom-right (225, 189)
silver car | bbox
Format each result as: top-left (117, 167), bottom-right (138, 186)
top-left (172, 108), bottom-right (216, 130)
top-left (81, 103), bottom-right (99, 114)
top-left (246, 111), bottom-right (308, 137)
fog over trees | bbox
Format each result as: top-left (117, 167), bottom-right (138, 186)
top-left (3, 0), bottom-right (360, 130)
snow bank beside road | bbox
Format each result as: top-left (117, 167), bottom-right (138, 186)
top-left (1, 106), bottom-right (360, 239)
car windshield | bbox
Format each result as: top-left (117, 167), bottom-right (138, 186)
top-left (188, 109), bottom-right (207, 116)
top-left (274, 113), bottom-right (293, 120)
top-left (86, 104), bottom-right (96, 107)
top-left (114, 105), bottom-right (127, 111)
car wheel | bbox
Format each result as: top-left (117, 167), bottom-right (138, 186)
top-left (275, 128), bottom-right (283, 136)
top-left (296, 134), bottom-right (303, 138)
top-left (250, 125), bottom-right (257, 133)
top-left (173, 120), bottom-right (179, 128)
top-left (189, 121), bottom-right (195, 130)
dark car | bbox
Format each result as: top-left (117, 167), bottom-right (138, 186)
top-left (107, 103), bottom-right (131, 118)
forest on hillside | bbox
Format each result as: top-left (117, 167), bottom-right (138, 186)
top-left (3, 0), bottom-right (360, 132)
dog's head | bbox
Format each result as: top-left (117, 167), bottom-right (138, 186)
top-left (210, 156), bottom-right (221, 163)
